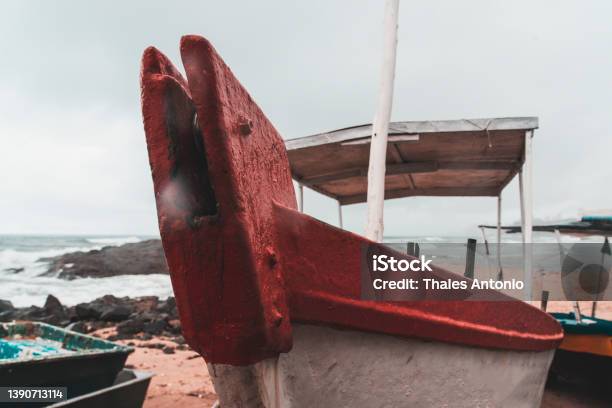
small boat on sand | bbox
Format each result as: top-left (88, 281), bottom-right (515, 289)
top-left (480, 215), bottom-right (612, 237)
top-left (0, 321), bottom-right (133, 399)
top-left (140, 35), bottom-right (562, 407)
top-left (481, 217), bottom-right (612, 390)
top-left (549, 312), bottom-right (612, 387)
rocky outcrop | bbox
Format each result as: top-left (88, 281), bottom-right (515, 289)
top-left (0, 295), bottom-right (182, 342)
top-left (39, 239), bottom-right (169, 279)
top-left (0, 299), bottom-right (14, 314)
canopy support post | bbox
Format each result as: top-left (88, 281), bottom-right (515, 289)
top-left (519, 170), bottom-right (526, 293)
top-left (522, 130), bottom-right (534, 300)
top-left (365, 0), bottom-right (399, 242)
top-left (338, 201), bottom-right (344, 229)
top-left (298, 183), bottom-right (304, 212)
top-left (496, 194), bottom-right (503, 281)
top-left (480, 226), bottom-right (490, 255)
top-left (519, 170), bottom-right (526, 239)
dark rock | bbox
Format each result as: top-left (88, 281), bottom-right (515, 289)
top-left (140, 333), bottom-right (153, 341)
top-left (75, 296), bottom-right (131, 321)
top-left (133, 296), bottom-right (159, 313)
top-left (0, 310), bottom-right (14, 322)
top-left (139, 311), bottom-right (159, 322)
top-left (100, 295), bottom-right (124, 304)
top-left (0, 299), bottom-right (14, 313)
top-left (75, 302), bottom-right (104, 320)
top-left (66, 306), bottom-right (78, 322)
top-left (143, 319), bottom-right (167, 335)
top-left (44, 295), bottom-right (65, 316)
top-left (176, 344), bottom-right (189, 351)
top-left (100, 305), bottom-right (132, 322)
top-left (39, 240), bottom-right (168, 279)
top-left (65, 321), bottom-right (88, 333)
top-left (172, 335), bottom-right (185, 345)
top-left (15, 306), bottom-right (46, 320)
top-left (107, 333), bottom-right (133, 341)
top-left (157, 297), bottom-right (176, 315)
top-left (117, 318), bottom-right (145, 335)
top-left (167, 319), bottom-right (182, 334)
top-left (162, 346), bottom-right (175, 354)
top-left (40, 315), bottom-right (63, 326)
top-left (44, 294), bottom-right (62, 309)
top-left (87, 321), bottom-right (107, 332)
top-left (145, 343), bottom-right (165, 349)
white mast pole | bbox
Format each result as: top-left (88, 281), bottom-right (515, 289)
top-left (365, 0), bottom-right (400, 242)
top-left (298, 183), bottom-right (304, 212)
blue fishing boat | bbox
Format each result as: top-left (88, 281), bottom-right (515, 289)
top-left (1, 321), bottom-right (133, 400)
top-left (549, 312), bottom-right (612, 388)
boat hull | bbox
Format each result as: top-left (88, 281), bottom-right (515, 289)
top-left (208, 323), bottom-right (555, 408)
top-left (0, 322), bottom-right (133, 400)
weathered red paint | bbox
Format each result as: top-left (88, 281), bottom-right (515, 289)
top-left (141, 35), bottom-right (563, 366)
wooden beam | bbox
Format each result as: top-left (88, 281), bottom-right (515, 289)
top-left (340, 187), bottom-right (499, 205)
top-left (285, 117), bottom-right (539, 151)
top-left (389, 143), bottom-right (416, 189)
top-left (340, 134), bottom-right (419, 145)
top-left (438, 161), bottom-right (518, 171)
top-left (301, 161), bottom-right (438, 186)
top-left (298, 161), bottom-right (517, 186)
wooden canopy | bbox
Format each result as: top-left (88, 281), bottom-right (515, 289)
top-left (285, 117), bottom-right (538, 205)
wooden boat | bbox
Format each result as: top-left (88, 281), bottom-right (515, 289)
top-left (50, 370), bottom-right (153, 408)
top-left (479, 215), bottom-right (612, 237)
top-left (140, 35), bottom-right (562, 407)
top-left (481, 218), bottom-right (612, 390)
top-left (0, 321), bottom-right (133, 400)
top-left (548, 312), bottom-right (612, 388)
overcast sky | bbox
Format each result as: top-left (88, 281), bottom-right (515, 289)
top-left (0, 1), bottom-right (610, 237)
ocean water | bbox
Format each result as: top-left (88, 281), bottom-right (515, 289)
top-left (0, 235), bottom-right (173, 307)
top-left (0, 232), bottom-right (603, 308)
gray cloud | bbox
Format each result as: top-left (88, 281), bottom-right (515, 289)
top-left (0, 0), bottom-right (610, 236)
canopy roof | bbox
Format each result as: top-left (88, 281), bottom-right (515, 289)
top-left (285, 117), bottom-right (538, 205)
top-left (480, 216), bottom-right (612, 237)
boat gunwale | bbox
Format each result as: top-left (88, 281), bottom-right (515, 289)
top-left (0, 321), bottom-right (133, 366)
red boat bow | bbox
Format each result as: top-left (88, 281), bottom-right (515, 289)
top-left (140, 35), bottom-right (562, 366)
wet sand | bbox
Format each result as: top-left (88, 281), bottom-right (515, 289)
top-left (125, 339), bottom-right (216, 408)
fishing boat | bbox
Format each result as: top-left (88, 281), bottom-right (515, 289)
top-left (482, 216), bottom-right (612, 389)
top-left (549, 312), bottom-right (612, 388)
top-left (0, 321), bottom-right (134, 400)
top-left (479, 215), bottom-right (612, 237)
top-left (49, 370), bottom-right (153, 408)
top-left (140, 34), bottom-right (562, 407)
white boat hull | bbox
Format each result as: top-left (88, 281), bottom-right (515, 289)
top-left (208, 323), bottom-right (555, 408)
